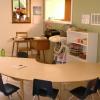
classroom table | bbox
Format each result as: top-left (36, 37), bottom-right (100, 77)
top-left (0, 57), bottom-right (99, 100)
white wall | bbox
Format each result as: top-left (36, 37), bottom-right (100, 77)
top-left (0, 0), bottom-right (44, 56)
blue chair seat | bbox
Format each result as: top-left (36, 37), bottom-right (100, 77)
top-left (68, 78), bottom-right (99, 100)
top-left (1, 83), bottom-right (19, 96)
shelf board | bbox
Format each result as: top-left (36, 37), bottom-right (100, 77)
top-left (68, 54), bottom-right (86, 62)
top-left (18, 47), bottom-right (31, 51)
top-left (69, 42), bottom-right (87, 46)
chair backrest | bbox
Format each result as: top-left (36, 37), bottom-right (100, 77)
top-left (84, 77), bottom-right (99, 98)
top-left (0, 74), bottom-right (5, 92)
top-left (97, 78), bottom-right (100, 89)
top-left (16, 32), bottom-right (28, 38)
top-left (33, 79), bottom-right (53, 97)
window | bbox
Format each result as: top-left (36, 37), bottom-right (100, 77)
top-left (45, 0), bottom-right (72, 23)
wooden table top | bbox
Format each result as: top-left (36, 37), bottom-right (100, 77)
top-left (0, 57), bottom-right (100, 82)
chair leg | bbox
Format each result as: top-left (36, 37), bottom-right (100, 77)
top-left (12, 42), bottom-right (15, 56)
top-left (90, 94), bottom-right (94, 100)
top-left (37, 50), bottom-right (40, 59)
top-left (27, 41), bottom-right (28, 56)
top-left (38, 96), bottom-right (40, 100)
top-left (8, 96), bottom-right (10, 100)
top-left (97, 90), bottom-right (100, 98)
top-left (17, 92), bottom-right (22, 100)
top-left (57, 94), bottom-right (60, 100)
top-left (50, 98), bottom-right (53, 100)
top-left (68, 95), bottom-right (74, 100)
top-left (33, 96), bottom-right (36, 100)
top-left (8, 96), bottom-right (11, 100)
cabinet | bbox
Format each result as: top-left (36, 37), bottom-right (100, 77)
top-left (67, 31), bottom-right (98, 62)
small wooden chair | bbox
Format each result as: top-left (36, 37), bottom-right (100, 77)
top-left (12, 32), bottom-right (30, 57)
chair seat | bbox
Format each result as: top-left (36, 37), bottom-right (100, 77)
top-left (51, 88), bottom-right (59, 99)
top-left (97, 79), bottom-right (100, 89)
top-left (38, 88), bottom-right (59, 99)
top-left (2, 83), bottom-right (19, 96)
top-left (70, 86), bottom-right (95, 99)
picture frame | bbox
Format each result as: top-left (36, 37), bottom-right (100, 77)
top-left (33, 6), bottom-right (41, 15)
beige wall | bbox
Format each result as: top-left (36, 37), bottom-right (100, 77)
top-left (0, 0), bottom-right (44, 56)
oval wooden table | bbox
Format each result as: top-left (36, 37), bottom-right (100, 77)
top-left (0, 57), bottom-right (100, 100)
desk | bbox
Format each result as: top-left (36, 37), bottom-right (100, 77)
top-left (0, 57), bottom-right (99, 100)
top-left (30, 38), bottom-right (49, 62)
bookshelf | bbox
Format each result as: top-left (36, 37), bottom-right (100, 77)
top-left (67, 31), bottom-right (98, 62)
